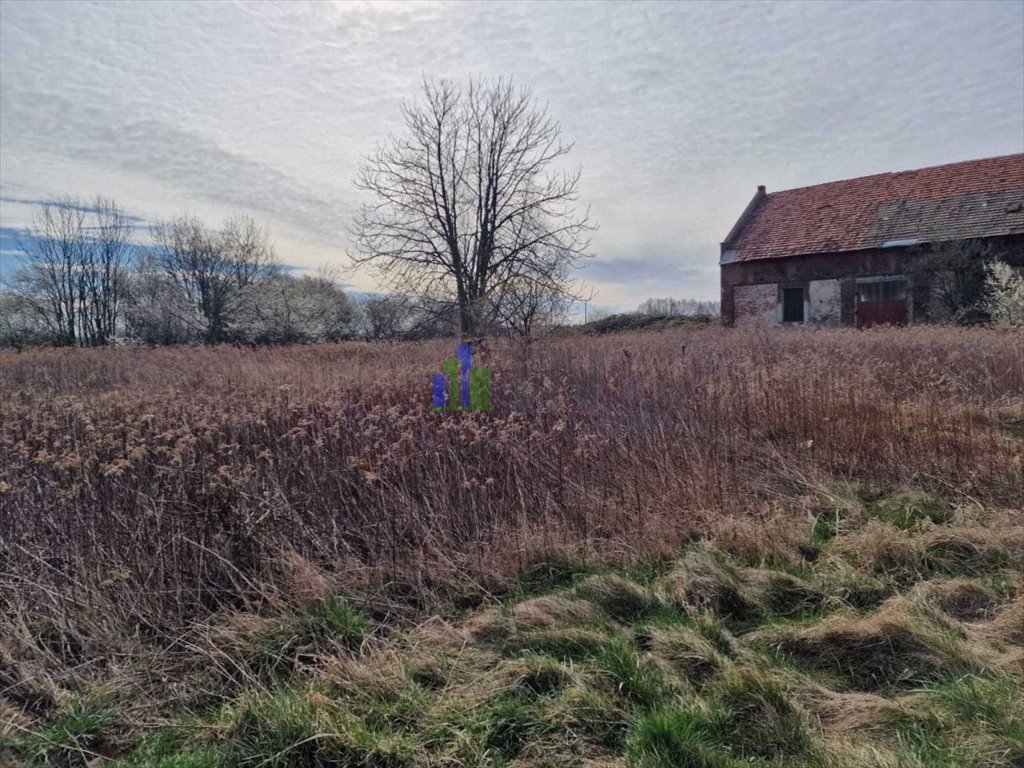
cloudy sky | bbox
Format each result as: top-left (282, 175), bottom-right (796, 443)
top-left (1, 0), bottom-right (1022, 310)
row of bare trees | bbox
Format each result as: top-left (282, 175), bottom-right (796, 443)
top-left (1, 203), bottom-right (357, 347)
top-left (637, 297), bottom-right (719, 317)
top-left (0, 197), bottom-right (574, 348)
top-left (5, 198), bottom-right (132, 346)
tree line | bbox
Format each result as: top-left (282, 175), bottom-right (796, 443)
top-left (0, 200), bottom-right (360, 348)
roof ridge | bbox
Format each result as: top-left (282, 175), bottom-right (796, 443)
top-left (767, 152), bottom-right (1024, 197)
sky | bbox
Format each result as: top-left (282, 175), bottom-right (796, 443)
top-left (1, 0), bottom-right (1022, 311)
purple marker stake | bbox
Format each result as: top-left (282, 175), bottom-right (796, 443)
top-left (431, 372), bottom-right (447, 408)
top-left (457, 343), bottom-right (471, 409)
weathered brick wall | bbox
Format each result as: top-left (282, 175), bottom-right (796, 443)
top-left (722, 248), bottom-right (909, 326)
top-left (733, 283), bottom-right (777, 326)
top-left (720, 234), bottom-right (1024, 325)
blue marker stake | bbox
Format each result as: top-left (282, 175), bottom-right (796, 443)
top-left (431, 372), bottom-right (447, 408)
top-left (457, 343), bottom-right (471, 409)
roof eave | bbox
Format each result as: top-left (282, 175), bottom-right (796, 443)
top-left (727, 231), bottom-right (1021, 264)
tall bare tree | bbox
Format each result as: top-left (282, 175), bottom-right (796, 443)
top-left (352, 77), bottom-right (593, 336)
top-left (82, 197), bottom-right (132, 345)
top-left (19, 202), bottom-right (85, 345)
top-left (151, 214), bottom-right (276, 343)
top-left (14, 197), bottom-right (132, 346)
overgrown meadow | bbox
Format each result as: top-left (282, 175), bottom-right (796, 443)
top-left (1, 326), bottom-right (1022, 767)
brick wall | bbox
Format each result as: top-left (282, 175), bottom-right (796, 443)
top-left (720, 235), bottom-right (1024, 326)
top-left (733, 283), bottom-right (777, 326)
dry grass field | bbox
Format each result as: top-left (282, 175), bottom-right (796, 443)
top-left (1, 326), bottom-right (1022, 767)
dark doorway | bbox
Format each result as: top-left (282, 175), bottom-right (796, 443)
top-left (782, 287), bottom-right (804, 323)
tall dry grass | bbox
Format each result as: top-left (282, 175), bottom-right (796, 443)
top-left (1, 326), bottom-right (1022, 672)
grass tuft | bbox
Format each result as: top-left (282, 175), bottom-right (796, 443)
top-left (704, 667), bottom-right (814, 760)
top-left (596, 637), bottom-right (672, 707)
top-left (625, 707), bottom-right (732, 768)
top-left (225, 689), bottom-right (411, 768)
top-left (16, 696), bottom-right (117, 768)
top-left (237, 598), bottom-right (368, 680)
top-left (864, 490), bottom-right (953, 529)
top-left (574, 574), bottom-right (661, 623)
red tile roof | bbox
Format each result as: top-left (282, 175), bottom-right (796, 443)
top-left (722, 153), bottom-right (1024, 263)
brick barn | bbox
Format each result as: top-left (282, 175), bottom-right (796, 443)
top-left (720, 153), bottom-right (1024, 327)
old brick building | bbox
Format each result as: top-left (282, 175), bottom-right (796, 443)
top-left (720, 154), bottom-right (1024, 326)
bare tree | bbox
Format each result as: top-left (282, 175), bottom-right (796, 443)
top-left (123, 252), bottom-right (196, 345)
top-left (13, 197), bottom-right (132, 346)
top-left (352, 77), bottom-right (593, 336)
top-left (82, 197), bottom-right (132, 345)
top-left (151, 214), bottom-right (276, 343)
top-left (360, 294), bottom-right (412, 340)
top-left (496, 278), bottom-right (571, 338)
top-left (912, 239), bottom-right (996, 324)
top-left (17, 201), bottom-right (86, 345)
top-left (492, 244), bottom-right (578, 337)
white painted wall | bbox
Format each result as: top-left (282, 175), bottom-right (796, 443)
top-left (808, 279), bottom-right (842, 324)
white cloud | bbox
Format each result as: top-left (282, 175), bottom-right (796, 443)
top-left (1, 0), bottom-right (1021, 309)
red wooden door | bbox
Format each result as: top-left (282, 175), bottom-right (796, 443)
top-left (857, 300), bottom-right (908, 327)
top-left (856, 278), bottom-right (909, 327)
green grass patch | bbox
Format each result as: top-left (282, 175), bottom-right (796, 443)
top-left (596, 637), bottom-right (673, 707)
top-left (865, 490), bottom-right (953, 530)
top-left (767, 605), bottom-right (980, 693)
top-left (225, 689), bottom-right (411, 768)
top-left (887, 716), bottom-right (972, 768)
top-left (923, 673), bottom-right (1024, 760)
top-left (16, 695), bottom-right (117, 767)
top-left (625, 707), bottom-right (734, 768)
top-left (510, 626), bottom-right (618, 662)
top-left (241, 598), bottom-right (367, 679)
top-left (479, 692), bottom-right (551, 760)
top-left (704, 668), bottom-right (814, 761)
top-left (544, 686), bottom-right (630, 750)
